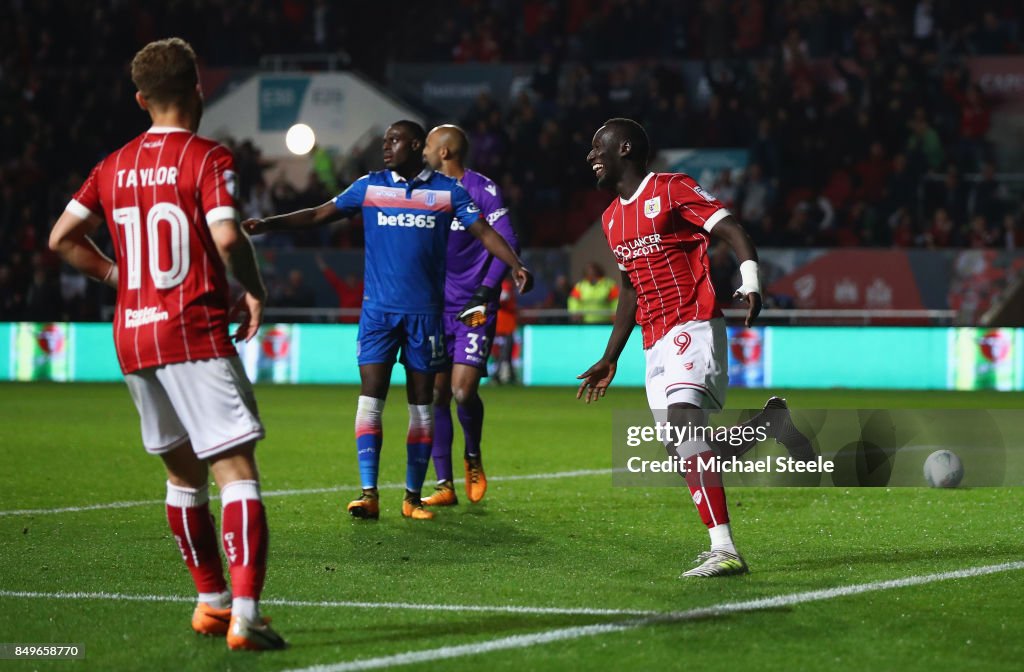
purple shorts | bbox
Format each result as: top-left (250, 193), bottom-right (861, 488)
top-left (443, 309), bottom-right (498, 371)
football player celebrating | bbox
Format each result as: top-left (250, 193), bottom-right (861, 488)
top-left (577, 118), bottom-right (811, 578)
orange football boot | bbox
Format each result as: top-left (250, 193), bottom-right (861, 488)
top-left (401, 492), bottom-right (435, 520)
top-left (347, 490), bottom-right (380, 519)
top-left (464, 456), bottom-right (487, 503)
top-left (192, 602), bottom-right (232, 636)
top-left (226, 614), bottom-right (287, 651)
top-left (422, 480), bottom-right (458, 506)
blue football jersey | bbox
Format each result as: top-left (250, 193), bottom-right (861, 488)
top-left (333, 169), bottom-right (481, 312)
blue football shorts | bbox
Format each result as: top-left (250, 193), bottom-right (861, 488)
top-left (357, 307), bottom-right (448, 373)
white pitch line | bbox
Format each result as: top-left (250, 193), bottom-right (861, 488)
top-left (0, 589), bottom-right (655, 618)
top-left (0, 468), bottom-right (614, 518)
top-left (286, 561), bottom-right (1024, 672)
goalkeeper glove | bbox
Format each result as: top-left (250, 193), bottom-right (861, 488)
top-left (457, 285), bottom-right (499, 327)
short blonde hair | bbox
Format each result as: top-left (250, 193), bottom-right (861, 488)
top-left (130, 37), bottom-right (198, 105)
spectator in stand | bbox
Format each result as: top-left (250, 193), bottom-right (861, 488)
top-left (1000, 213), bottom-right (1018, 250)
top-left (925, 165), bottom-right (970, 226)
top-left (967, 215), bottom-right (996, 248)
top-left (970, 161), bottom-right (1006, 224)
top-left (0, 264), bottom-right (24, 320)
top-left (315, 254), bottom-right (363, 324)
top-left (748, 118), bottom-right (782, 180)
top-left (311, 145), bottom-right (340, 195)
top-left (732, 0), bottom-right (766, 56)
top-left (882, 153), bottom-right (915, 219)
top-left (889, 208), bottom-right (919, 248)
top-left (907, 111), bottom-right (945, 175)
top-left (948, 84), bottom-right (991, 170)
top-left (3, 0), bottom-right (1024, 290)
top-left (854, 142), bottom-right (890, 204)
top-left (274, 269), bottom-right (316, 309)
top-left (971, 11), bottom-right (1011, 54)
top-left (712, 169), bottom-right (738, 211)
top-left (24, 263), bottom-right (62, 322)
top-left (737, 163), bottom-right (775, 228)
top-left (551, 274), bottom-right (571, 313)
top-left (926, 208), bottom-right (959, 248)
top-left (568, 263), bottom-right (618, 324)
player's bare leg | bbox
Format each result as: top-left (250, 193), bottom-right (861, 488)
top-left (348, 363), bottom-right (392, 519)
top-left (666, 404), bottom-right (749, 578)
top-left (208, 442), bottom-right (285, 650)
top-left (403, 369), bottom-right (436, 519)
top-left (161, 442), bottom-right (233, 636)
top-left (452, 364), bottom-right (488, 503)
top-left (425, 369), bottom-right (459, 506)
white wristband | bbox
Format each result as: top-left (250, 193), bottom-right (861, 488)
top-left (737, 260), bottom-right (760, 295)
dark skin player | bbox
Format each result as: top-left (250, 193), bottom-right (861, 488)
top-left (244, 122), bottom-right (532, 408)
top-left (576, 121), bottom-right (762, 413)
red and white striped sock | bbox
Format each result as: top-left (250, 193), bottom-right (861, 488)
top-left (165, 482), bottom-right (228, 604)
top-left (220, 480), bottom-right (268, 621)
top-left (682, 450), bottom-right (735, 553)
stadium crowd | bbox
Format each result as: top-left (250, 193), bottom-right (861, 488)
top-left (1, 1), bottom-right (1022, 321)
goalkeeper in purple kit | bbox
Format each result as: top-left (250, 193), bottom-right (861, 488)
top-left (421, 124), bottom-right (519, 505)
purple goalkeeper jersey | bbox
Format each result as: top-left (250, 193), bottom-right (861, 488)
top-left (444, 169), bottom-right (519, 312)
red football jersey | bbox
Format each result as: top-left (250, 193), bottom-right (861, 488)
top-left (601, 172), bottom-right (731, 349)
top-left (67, 127), bottom-right (238, 374)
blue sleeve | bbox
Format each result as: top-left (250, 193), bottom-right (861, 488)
top-left (451, 182), bottom-right (482, 229)
top-left (332, 176), bottom-right (369, 217)
top-left (479, 185), bottom-right (519, 289)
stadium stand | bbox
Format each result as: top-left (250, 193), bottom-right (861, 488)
top-left (1, 1), bottom-right (1022, 323)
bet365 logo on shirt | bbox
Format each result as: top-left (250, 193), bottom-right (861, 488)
top-left (376, 212), bottom-right (436, 228)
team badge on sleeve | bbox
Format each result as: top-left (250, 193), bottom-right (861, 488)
top-left (224, 170), bottom-right (238, 198)
top-left (644, 197), bottom-right (661, 218)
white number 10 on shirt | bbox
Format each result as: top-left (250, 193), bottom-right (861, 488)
top-left (113, 203), bottom-right (191, 290)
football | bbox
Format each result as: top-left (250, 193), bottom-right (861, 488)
top-left (923, 449), bottom-right (964, 488)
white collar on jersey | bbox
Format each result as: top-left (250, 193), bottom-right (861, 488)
top-left (391, 168), bottom-right (434, 184)
top-left (619, 172), bottom-right (655, 205)
top-left (146, 126), bottom-right (191, 134)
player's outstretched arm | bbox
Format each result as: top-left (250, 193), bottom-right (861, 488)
top-left (48, 210), bottom-right (118, 288)
top-left (242, 200), bottom-right (343, 236)
top-left (210, 218), bottom-right (267, 342)
top-left (710, 215), bottom-right (762, 328)
top-left (576, 270), bottom-right (637, 403)
top-left (467, 219), bottom-right (533, 293)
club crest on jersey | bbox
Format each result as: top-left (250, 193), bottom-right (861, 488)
top-left (425, 192), bottom-right (436, 206)
top-left (643, 197), bottom-right (661, 218)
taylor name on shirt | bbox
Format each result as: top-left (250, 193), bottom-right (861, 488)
top-left (116, 166), bottom-right (179, 188)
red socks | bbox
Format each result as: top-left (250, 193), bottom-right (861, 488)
top-left (683, 450), bottom-right (730, 529)
top-left (219, 480), bottom-right (268, 601)
top-left (165, 482), bottom-right (227, 595)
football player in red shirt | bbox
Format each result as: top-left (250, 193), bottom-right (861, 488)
top-left (577, 118), bottom-right (812, 578)
top-left (48, 38), bottom-right (284, 649)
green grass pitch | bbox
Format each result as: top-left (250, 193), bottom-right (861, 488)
top-left (1, 382), bottom-right (1023, 671)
